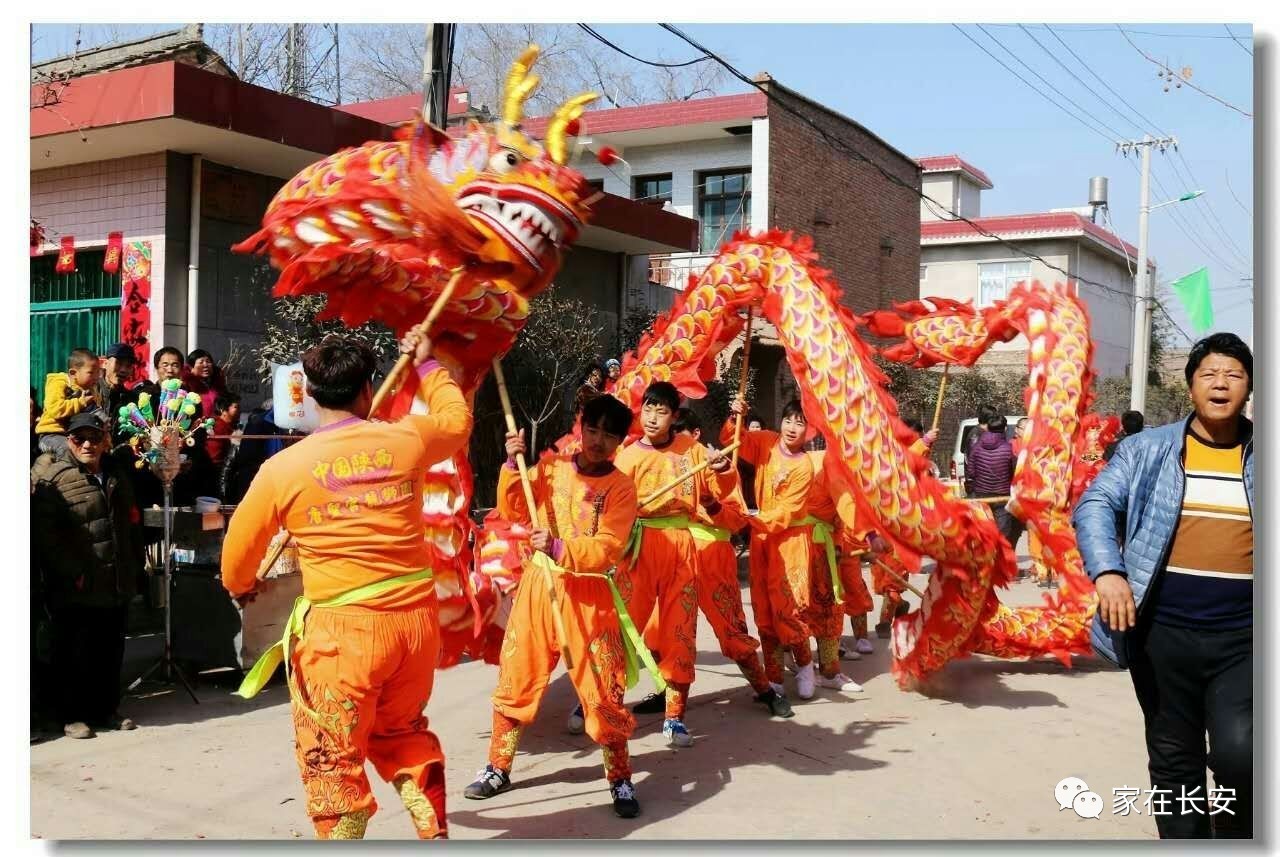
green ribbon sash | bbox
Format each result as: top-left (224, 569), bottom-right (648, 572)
top-left (234, 568), bottom-right (435, 711)
top-left (530, 552), bottom-right (666, 694)
top-left (623, 514), bottom-right (697, 563)
top-left (799, 515), bottom-right (843, 602)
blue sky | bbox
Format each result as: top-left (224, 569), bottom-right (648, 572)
top-left (32, 22), bottom-right (1254, 344)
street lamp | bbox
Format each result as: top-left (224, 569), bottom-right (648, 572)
top-left (1130, 172), bottom-right (1205, 412)
top-left (1147, 189), bottom-right (1205, 212)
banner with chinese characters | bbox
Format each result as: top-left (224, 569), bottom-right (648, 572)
top-left (120, 240), bottom-right (152, 369)
top-left (55, 236), bottom-right (75, 273)
top-left (103, 231), bottom-right (123, 274)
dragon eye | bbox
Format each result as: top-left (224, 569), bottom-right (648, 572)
top-left (489, 150), bottom-right (521, 174)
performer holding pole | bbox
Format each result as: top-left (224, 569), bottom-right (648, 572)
top-left (613, 381), bottom-right (736, 747)
top-left (492, 357), bottom-right (575, 670)
top-left (464, 395), bottom-right (644, 818)
top-left (223, 329), bottom-right (470, 840)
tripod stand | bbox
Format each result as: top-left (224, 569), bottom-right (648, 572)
top-left (128, 481), bottom-right (199, 704)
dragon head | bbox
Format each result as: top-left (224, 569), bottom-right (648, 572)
top-left (414, 45), bottom-right (599, 297)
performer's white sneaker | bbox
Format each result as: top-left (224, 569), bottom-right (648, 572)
top-left (816, 672), bottom-right (864, 693)
top-left (795, 663), bottom-right (816, 700)
top-left (839, 645), bottom-right (862, 661)
top-left (566, 704), bottom-right (585, 735)
top-left (855, 637), bottom-right (874, 655)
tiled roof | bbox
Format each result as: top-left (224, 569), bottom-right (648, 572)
top-left (917, 154), bottom-right (994, 189)
top-left (922, 211), bottom-right (1152, 266)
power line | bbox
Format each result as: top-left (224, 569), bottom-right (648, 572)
top-left (1016, 23), bottom-right (1144, 137)
top-left (1031, 22), bottom-right (1254, 275)
top-left (1115, 25), bottom-right (1253, 119)
top-left (576, 23), bottom-right (711, 68)
top-left (1224, 24), bottom-right (1253, 57)
top-left (1150, 164), bottom-right (1251, 277)
top-left (1043, 24), bottom-right (1172, 138)
top-left (1166, 150), bottom-right (1252, 268)
top-left (974, 24), bottom-right (1130, 141)
top-left (985, 24), bottom-right (1246, 40)
top-left (1224, 168), bottom-right (1253, 218)
top-left (653, 23), bottom-right (1140, 307)
top-left (950, 24), bottom-right (1118, 146)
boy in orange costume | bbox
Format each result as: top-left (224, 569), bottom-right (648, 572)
top-left (635, 408), bottom-right (795, 720)
top-left (464, 395), bottom-right (643, 818)
top-left (725, 398), bottom-right (818, 700)
top-left (222, 331), bottom-right (471, 840)
top-left (614, 382), bottom-right (735, 747)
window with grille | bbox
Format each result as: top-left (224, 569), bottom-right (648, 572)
top-left (698, 169), bottom-right (751, 253)
top-left (978, 260), bottom-right (1031, 306)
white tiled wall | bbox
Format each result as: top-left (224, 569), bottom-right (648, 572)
top-left (31, 153), bottom-right (169, 360)
top-left (31, 153), bottom-right (168, 246)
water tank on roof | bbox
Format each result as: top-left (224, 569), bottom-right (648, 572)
top-left (1089, 176), bottom-right (1109, 207)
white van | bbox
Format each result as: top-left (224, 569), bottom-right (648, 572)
top-left (949, 415), bottom-right (1027, 484)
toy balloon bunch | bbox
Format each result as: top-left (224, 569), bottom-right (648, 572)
top-left (117, 379), bottom-right (215, 485)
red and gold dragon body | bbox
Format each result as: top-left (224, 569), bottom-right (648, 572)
top-left (613, 231), bottom-right (1110, 688)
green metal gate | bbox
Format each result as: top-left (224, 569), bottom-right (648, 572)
top-left (30, 250), bottom-right (121, 400)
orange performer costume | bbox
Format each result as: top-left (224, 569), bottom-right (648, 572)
top-left (613, 433), bottom-right (734, 727)
top-left (485, 451), bottom-right (639, 784)
top-left (724, 422), bottom-right (816, 687)
top-left (805, 450), bottom-right (876, 675)
top-left (223, 359), bottom-right (470, 840)
top-left (641, 472), bottom-right (791, 714)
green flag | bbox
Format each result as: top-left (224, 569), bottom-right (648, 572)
top-left (1171, 267), bottom-right (1214, 334)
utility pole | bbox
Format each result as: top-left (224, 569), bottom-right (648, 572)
top-left (1118, 134), bottom-right (1178, 413)
top-left (421, 24), bottom-right (456, 127)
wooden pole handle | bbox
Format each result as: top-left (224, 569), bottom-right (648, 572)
top-left (872, 557), bottom-right (926, 600)
top-left (368, 267), bottom-right (467, 419)
top-left (492, 357), bottom-right (574, 671)
top-left (930, 364), bottom-right (950, 434)
top-left (731, 306), bottom-right (755, 469)
top-left (255, 532), bottom-right (292, 581)
top-left (639, 440), bottom-right (742, 508)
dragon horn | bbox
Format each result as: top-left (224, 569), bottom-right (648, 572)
top-left (545, 92), bottom-right (599, 165)
top-left (502, 45), bottom-right (542, 126)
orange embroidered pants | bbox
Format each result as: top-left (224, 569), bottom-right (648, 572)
top-left (643, 538), bottom-right (771, 696)
top-left (804, 544), bottom-right (844, 678)
top-left (291, 602), bottom-right (447, 839)
top-left (490, 567), bottom-right (634, 783)
top-left (615, 527), bottom-right (699, 711)
top-left (748, 528), bottom-right (814, 684)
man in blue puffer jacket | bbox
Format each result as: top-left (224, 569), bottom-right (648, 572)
top-left (1074, 332), bottom-right (1253, 839)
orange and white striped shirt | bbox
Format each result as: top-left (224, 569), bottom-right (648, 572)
top-left (1153, 429), bottom-right (1253, 629)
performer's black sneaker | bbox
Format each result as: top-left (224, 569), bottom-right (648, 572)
top-left (463, 765), bottom-right (512, 800)
top-left (610, 779), bottom-right (641, 818)
top-left (632, 692), bottom-right (665, 714)
top-left (875, 621), bottom-right (892, 639)
top-left (755, 688), bottom-right (794, 718)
